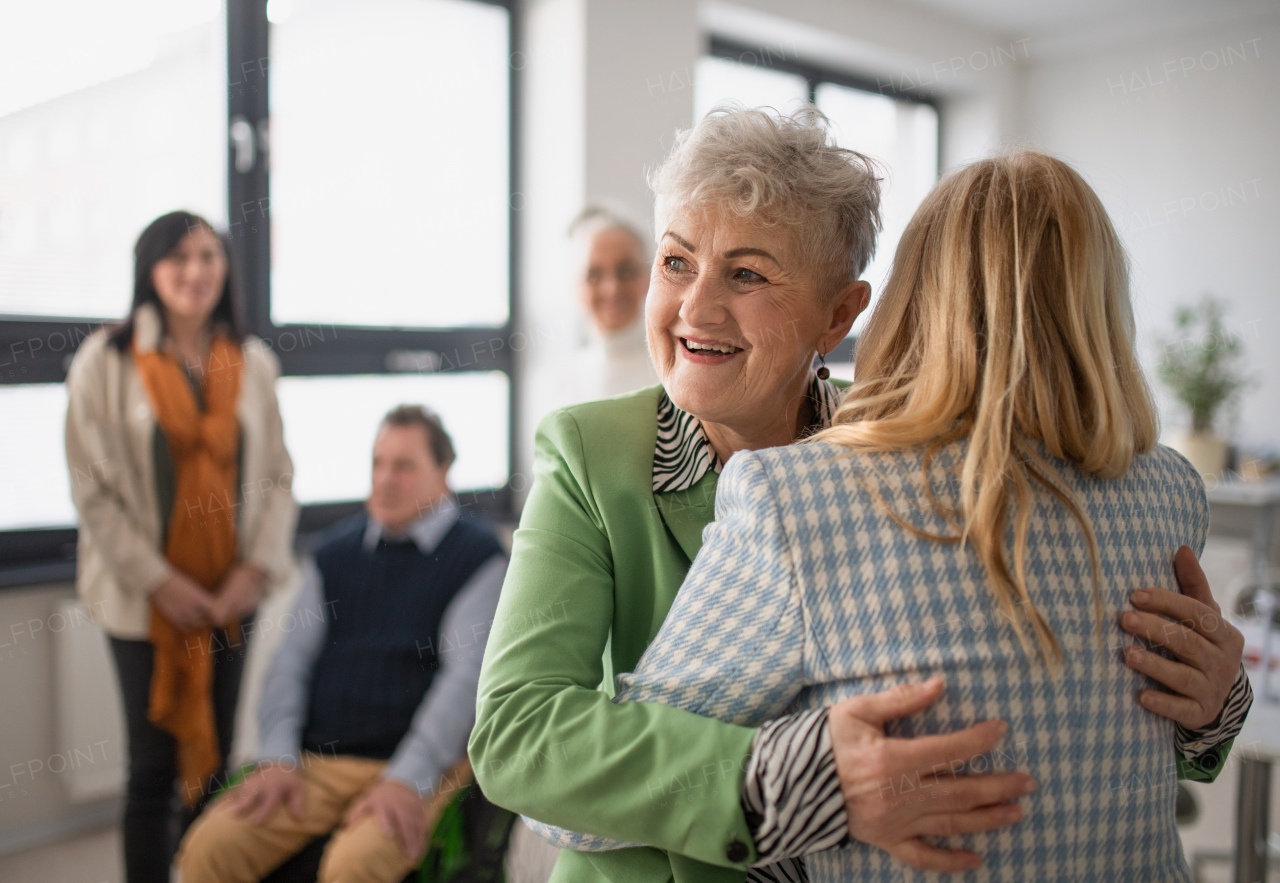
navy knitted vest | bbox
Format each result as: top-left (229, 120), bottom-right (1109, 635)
top-left (301, 510), bottom-right (503, 759)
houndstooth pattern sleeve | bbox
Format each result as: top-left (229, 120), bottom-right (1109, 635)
top-left (615, 450), bottom-right (830, 870)
top-left (614, 447), bottom-right (803, 716)
top-left (615, 451), bottom-right (808, 725)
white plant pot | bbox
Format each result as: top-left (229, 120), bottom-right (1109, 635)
top-left (1168, 431), bottom-right (1229, 478)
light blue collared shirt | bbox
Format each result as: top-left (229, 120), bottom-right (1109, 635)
top-left (256, 495), bottom-right (507, 795)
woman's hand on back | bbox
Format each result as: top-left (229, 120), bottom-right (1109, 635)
top-left (150, 571), bottom-right (215, 631)
top-left (1121, 545), bottom-right (1246, 729)
top-left (829, 678), bottom-right (1036, 873)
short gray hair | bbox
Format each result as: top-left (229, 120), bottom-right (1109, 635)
top-left (567, 204), bottom-right (649, 249)
top-left (649, 106), bottom-right (882, 294)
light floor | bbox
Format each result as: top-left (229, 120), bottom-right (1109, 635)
top-left (0, 824), bottom-right (120, 883)
top-left (0, 779), bottom-right (1276, 883)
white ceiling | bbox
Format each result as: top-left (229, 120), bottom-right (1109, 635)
top-left (900, 0), bottom-right (1278, 43)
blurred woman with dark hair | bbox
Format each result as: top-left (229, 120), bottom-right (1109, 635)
top-left (64, 211), bottom-right (298, 883)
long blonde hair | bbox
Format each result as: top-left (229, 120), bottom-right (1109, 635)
top-left (813, 152), bottom-right (1158, 664)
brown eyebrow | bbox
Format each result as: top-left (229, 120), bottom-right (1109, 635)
top-left (661, 230), bottom-right (695, 251)
top-left (723, 247), bottom-right (780, 266)
top-left (662, 232), bottom-right (781, 267)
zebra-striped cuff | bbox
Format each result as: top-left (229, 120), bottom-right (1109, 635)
top-left (746, 858), bottom-right (809, 883)
top-left (742, 709), bottom-right (848, 865)
top-left (1174, 665), bottom-right (1253, 761)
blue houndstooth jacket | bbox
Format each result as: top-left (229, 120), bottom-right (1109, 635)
top-left (614, 439), bottom-right (1205, 882)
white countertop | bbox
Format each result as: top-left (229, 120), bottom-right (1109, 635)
top-left (1205, 479), bottom-right (1280, 507)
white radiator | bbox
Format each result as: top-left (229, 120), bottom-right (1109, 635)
top-left (53, 600), bottom-right (126, 803)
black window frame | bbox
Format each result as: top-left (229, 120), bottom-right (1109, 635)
top-left (0, 0), bottom-right (521, 585)
top-left (705, 36), bottom-right (942, 366)
top-left (708, 35), bottom-right (944, 110)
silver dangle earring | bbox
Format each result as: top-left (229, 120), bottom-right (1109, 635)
top-left (816, 350), bottom-right (830, 381)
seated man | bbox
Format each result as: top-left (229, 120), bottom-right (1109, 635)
top-left (179, 405), bottom-right (507, 883)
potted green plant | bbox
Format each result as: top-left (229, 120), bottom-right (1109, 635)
top-left (1156, 295), bottom-right (1251, 476)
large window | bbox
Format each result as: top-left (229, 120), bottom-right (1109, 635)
top-left (268, 0), bottom-right (510, 329)
top-left (815, 83), bottom-right (938, 307)
top-left (0, 0), bottom-right (516, 579)
top-left (0, 384), bottom-right (75, 530)
top-left (697, 39), bottom-right (939, 341)
top-left (0, 1), bottom-right (227, 320)
top-left (277, 372), bottom-right (509, 504)
top-left (257, 0), bottom-right (515, 514)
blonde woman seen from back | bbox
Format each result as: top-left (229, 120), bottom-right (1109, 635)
top-left (614, 152), bottom-right (1252, 881)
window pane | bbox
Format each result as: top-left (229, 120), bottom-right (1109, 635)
top-left (276, 372), bottom-right (509, 503)
top-left (694, 56), bottom-right (809, 122)
top-left (816, 82), bottom-right (938, 331)
top-left (0, 384), bottom-right (75, 529)
top-left (269, 0), bottom-right (510, 328)
top-left (0, 373), bottom-right (510, 530)
top-left (0, 1), bottom-right (227, 320)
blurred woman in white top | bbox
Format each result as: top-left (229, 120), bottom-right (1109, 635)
top-left (563, 206), bottom-right (659, 399)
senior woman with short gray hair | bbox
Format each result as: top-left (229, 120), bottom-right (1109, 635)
top-left (470, 109), bottom-right (1245, 883)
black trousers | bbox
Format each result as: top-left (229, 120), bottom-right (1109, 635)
top-left (109, 627), bottom-right (247, 883)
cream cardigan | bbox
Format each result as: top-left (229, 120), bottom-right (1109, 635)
top-left (64, 303), bottom-right (298, 639)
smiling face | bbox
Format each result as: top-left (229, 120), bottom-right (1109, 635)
top-left (150, 224), bottom-right (227, 330)
top-left (579, 226), bottom-right (649, 333)
top-left (646, 205), bottom-right (870, 454)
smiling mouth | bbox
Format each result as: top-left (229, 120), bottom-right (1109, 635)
top-left (680, 337), bottom-right (743, 355)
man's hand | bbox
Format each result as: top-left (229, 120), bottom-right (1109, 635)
top-left (212, 564), bottom-right (266, 628)
top-left (343, 778), bottom-right (427, 861)
top-left (224, 764), bottom-right (307, 825)
top-left (830, 678), bottom-right (1035, 873)
top-left (1122, 545), bottom-right (1246, 729)
top-left (150, 570), bottom-right (215, 632)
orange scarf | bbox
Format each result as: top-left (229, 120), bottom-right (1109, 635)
top-left (132, 335), bottom-right (242, 805)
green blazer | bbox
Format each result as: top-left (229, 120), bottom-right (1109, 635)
top-left (470, 383), bottom-right (1229, 883)
top-left (471, 385), bottom-right (764, 882)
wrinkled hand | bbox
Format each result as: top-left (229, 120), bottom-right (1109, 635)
top-left (830, 678), bottom-right (1035, 873)
top-left (1122, 545), bottom-right (1245, 729)
top-left (225, 764), bottom-right (307, 825)
top-left (343, 778), bottom-right (427, 861)
top-left (212, 564), bottom-right (266, 628)
top-left (150, 571), bottom-right (215, 632)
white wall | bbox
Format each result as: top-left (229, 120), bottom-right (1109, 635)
top-left (1017, 15), bottom-right (1280, 450)
top-left (514, 0), bottom-right (586, 493)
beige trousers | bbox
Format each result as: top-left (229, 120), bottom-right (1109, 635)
top-left (177, 753), bottom-right (471, 883)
